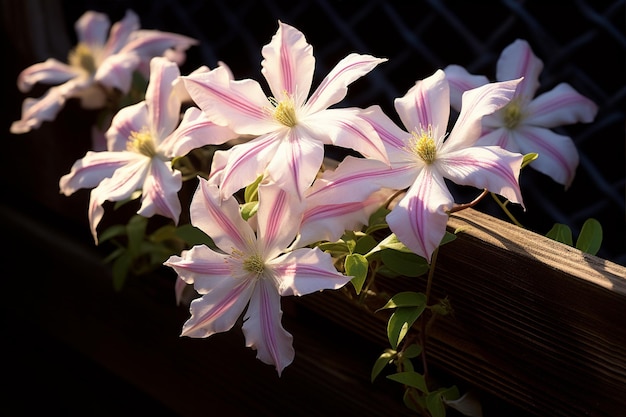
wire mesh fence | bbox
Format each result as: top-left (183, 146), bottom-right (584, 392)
top-left (43, 0), bottom-right (626, 265)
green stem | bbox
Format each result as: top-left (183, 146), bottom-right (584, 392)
top-left (490, 192), bottom-right (524, 227)
top-left (420, 246), bottom-right (439, 383)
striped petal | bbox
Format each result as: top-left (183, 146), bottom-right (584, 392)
top-left (386, 167), bottom-right (453, 262)
top-left (261, 20), bottom-right (314, 106)
top-left (137, 160), bottom-right (182, 223)
top-left (525, 83), bottom-right (598, 127)
top-left (242, 280), bottom-right (294, 376)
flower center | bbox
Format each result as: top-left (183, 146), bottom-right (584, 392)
top-left (242, 254), bottom-right (266, 276)
top-left (502, 97), bottom-right (524, 129)
top-left (68, 43), bottom-right (97, 74)
top-left (128, 130), bottom-right (158, 157)
top-left (409, 126), bottom-right (437, 164)
top-left (269, 95), bottom-right (298, 127)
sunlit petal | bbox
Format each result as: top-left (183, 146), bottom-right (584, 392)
top-left (242, 280), bottom-right (294, 376)
top-left (261, 20), bottom-right (314, 106)
top-left (386, 168), bottom-right (452, 262)
top-left (394, 69), bottom-right (450, 141)
top-left (271, 248), bottom-right (351, 296)
top-left (443, 64), bottom-right (490, 112)
top-left (59, 150), bottom-right (137, 195)
top-left (145, 57), bottom-right (181, 140)
top-left (182, 280), bottom-right (255, 338)
top-left (183, 66), bottom-right (274, 135)
top-left (495, 39), bottom-right (542, 98)
top-left (16, 58), bottom-right (81, 93)
top-left (439, 146), bottom-right (524, 205)
top-left (190, 178), bottom-right (256, 252)
top-left (164, 245), bottom-right (232, 289)
top-left (137, 160), bottom-right (182, 223)
top-left (305, 53), bottom-right (387, 114)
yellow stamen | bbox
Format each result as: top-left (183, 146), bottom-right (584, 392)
top-left (127, 130), bottom-right (157, 157)
top-left (502, 97), bottom-right (524, 129)
top-left (68, 43), bottom-right (97, 74)
top-left (242, 254), bottom-right (266, 275)
top-left (409, 126), bottom-right (437, 164)
top-left (269, 95), bottom-right (298, 127)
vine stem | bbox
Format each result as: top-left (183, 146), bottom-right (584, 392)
top-left (448, 188), bottom-right (488, 213)
top-left (490, 192), bottom-right (524, 227)
top-left (420, 245), bottom-right (439, 383)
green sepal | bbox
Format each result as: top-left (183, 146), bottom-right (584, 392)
top-left (244, 175), bottom-right (263, 203)
top-left (240, 201), bottom-right (258, 221)
top-left (521, 152), bottom-right (539, 169)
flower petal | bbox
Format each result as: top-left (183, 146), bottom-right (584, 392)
top-left (525, 83), bottom-right (598, 127)
top-left (59, 150), bottom-right (137, 195)
top-left (301, 108), bottom-right (389, 163)
top-left (296, 188), bottom-right (394, 248)
top-left (305, 53), bottom-right (387, 114)
top-left (75, 11), bottom-right (112, 49)
top-left (164, 245), bottom-right (233, 290)
top-left (100, 10), bottom-right (138, 55)
top-left (271, 248), bottom-right (351, 296)
top-left (182, 279), bottom-right (254, 338)
top-left (394, 69), bottom-right (450, 142)
top-left (190, 178), bottom-right (256, 253)
top-left (106, 101), bottom-right (149, 151)
top-left (264, 128), bottom-right (325, 199)
top-left (445, 78), bottom-right (520, 152)
top-left (94, 52), bottom-right (140, 93)
top-left (442, 64), bottom-right (490, 112)
top-left (136, 160), bottom-right (182, 223)
top-left (261, 21), bottom-right (314, 106)
top-left (256, 183), bottom-right (305, 258)
top-left (183, 66), bottom-right (274, 135)
top-left (386, 167), bottom-right (453, 262)
top-left (16, 58), bottom-right (81, 93)
top-left (11, 75), bottom-right (92, 134)
top-left (439, 146), bottom-right (524, 206)
top-left (145, 57), bottom-right (181, 140)
top-left (218, 130), bottom-right (282, 199)
top-left (242, 280), bottom-right (294, 376)
top-left (514, 126), bottom-right (579, 188)
top-left (159, 107), bottom-right (238, 157)
top-left (495, 39), bottom-right (542, 99)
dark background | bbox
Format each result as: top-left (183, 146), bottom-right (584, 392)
top-left (1, 1), bottom-right (624, 416)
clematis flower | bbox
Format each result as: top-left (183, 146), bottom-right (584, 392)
top-left (164, 179), bottom-right (351, 375)
top-left (59, 57), bottom-right (237, 243)
top-left (304, 70), bottom-right (525, 262)
top-left (182, 20), bottom-right (389, 201)
top-left (444, 39), bottom-right (598, 188)
top-left (11, 9), bottom-right (197, 136)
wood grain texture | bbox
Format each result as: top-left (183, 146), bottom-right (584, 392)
top-left (300, 207), bottom-right (626, 417)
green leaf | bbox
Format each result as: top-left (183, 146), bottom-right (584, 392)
top-left (111, 252), bottom-right (132, 291)
top-left (371, 349), bottom-right (396, 382)
top-left (440, 231), bottom-right (457, 246)
top-left (174, 224), bottom-right (215, 247)
top-left (387, 306), bottom-right (425, 349)
top-left (386, 371), bottom-right (428, 393)
top-left (317, 241), bottom-right (351, 256)
top-left (377, 291), bottom-right (427, 310)
top-left (353, 234), bottom-right (378, 255)
top-left (576, 218), bottom-right (603, 255)
top-left (98, 224), bottom-right (128, 244)
top-left (380, 249), bottom-right (429, 277)
top-left (364, 205), bottom-right (390, 234)
top-left (126, 215), bottom-right (148, 258)
top-left (402, 343), bottom-right (422, 359)
top-left (545, 223), bottom-right (573, 246)
top-left (345, 253), bottom-right (369, 294)
top-left (426, 391), bottom-right (446, 417)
